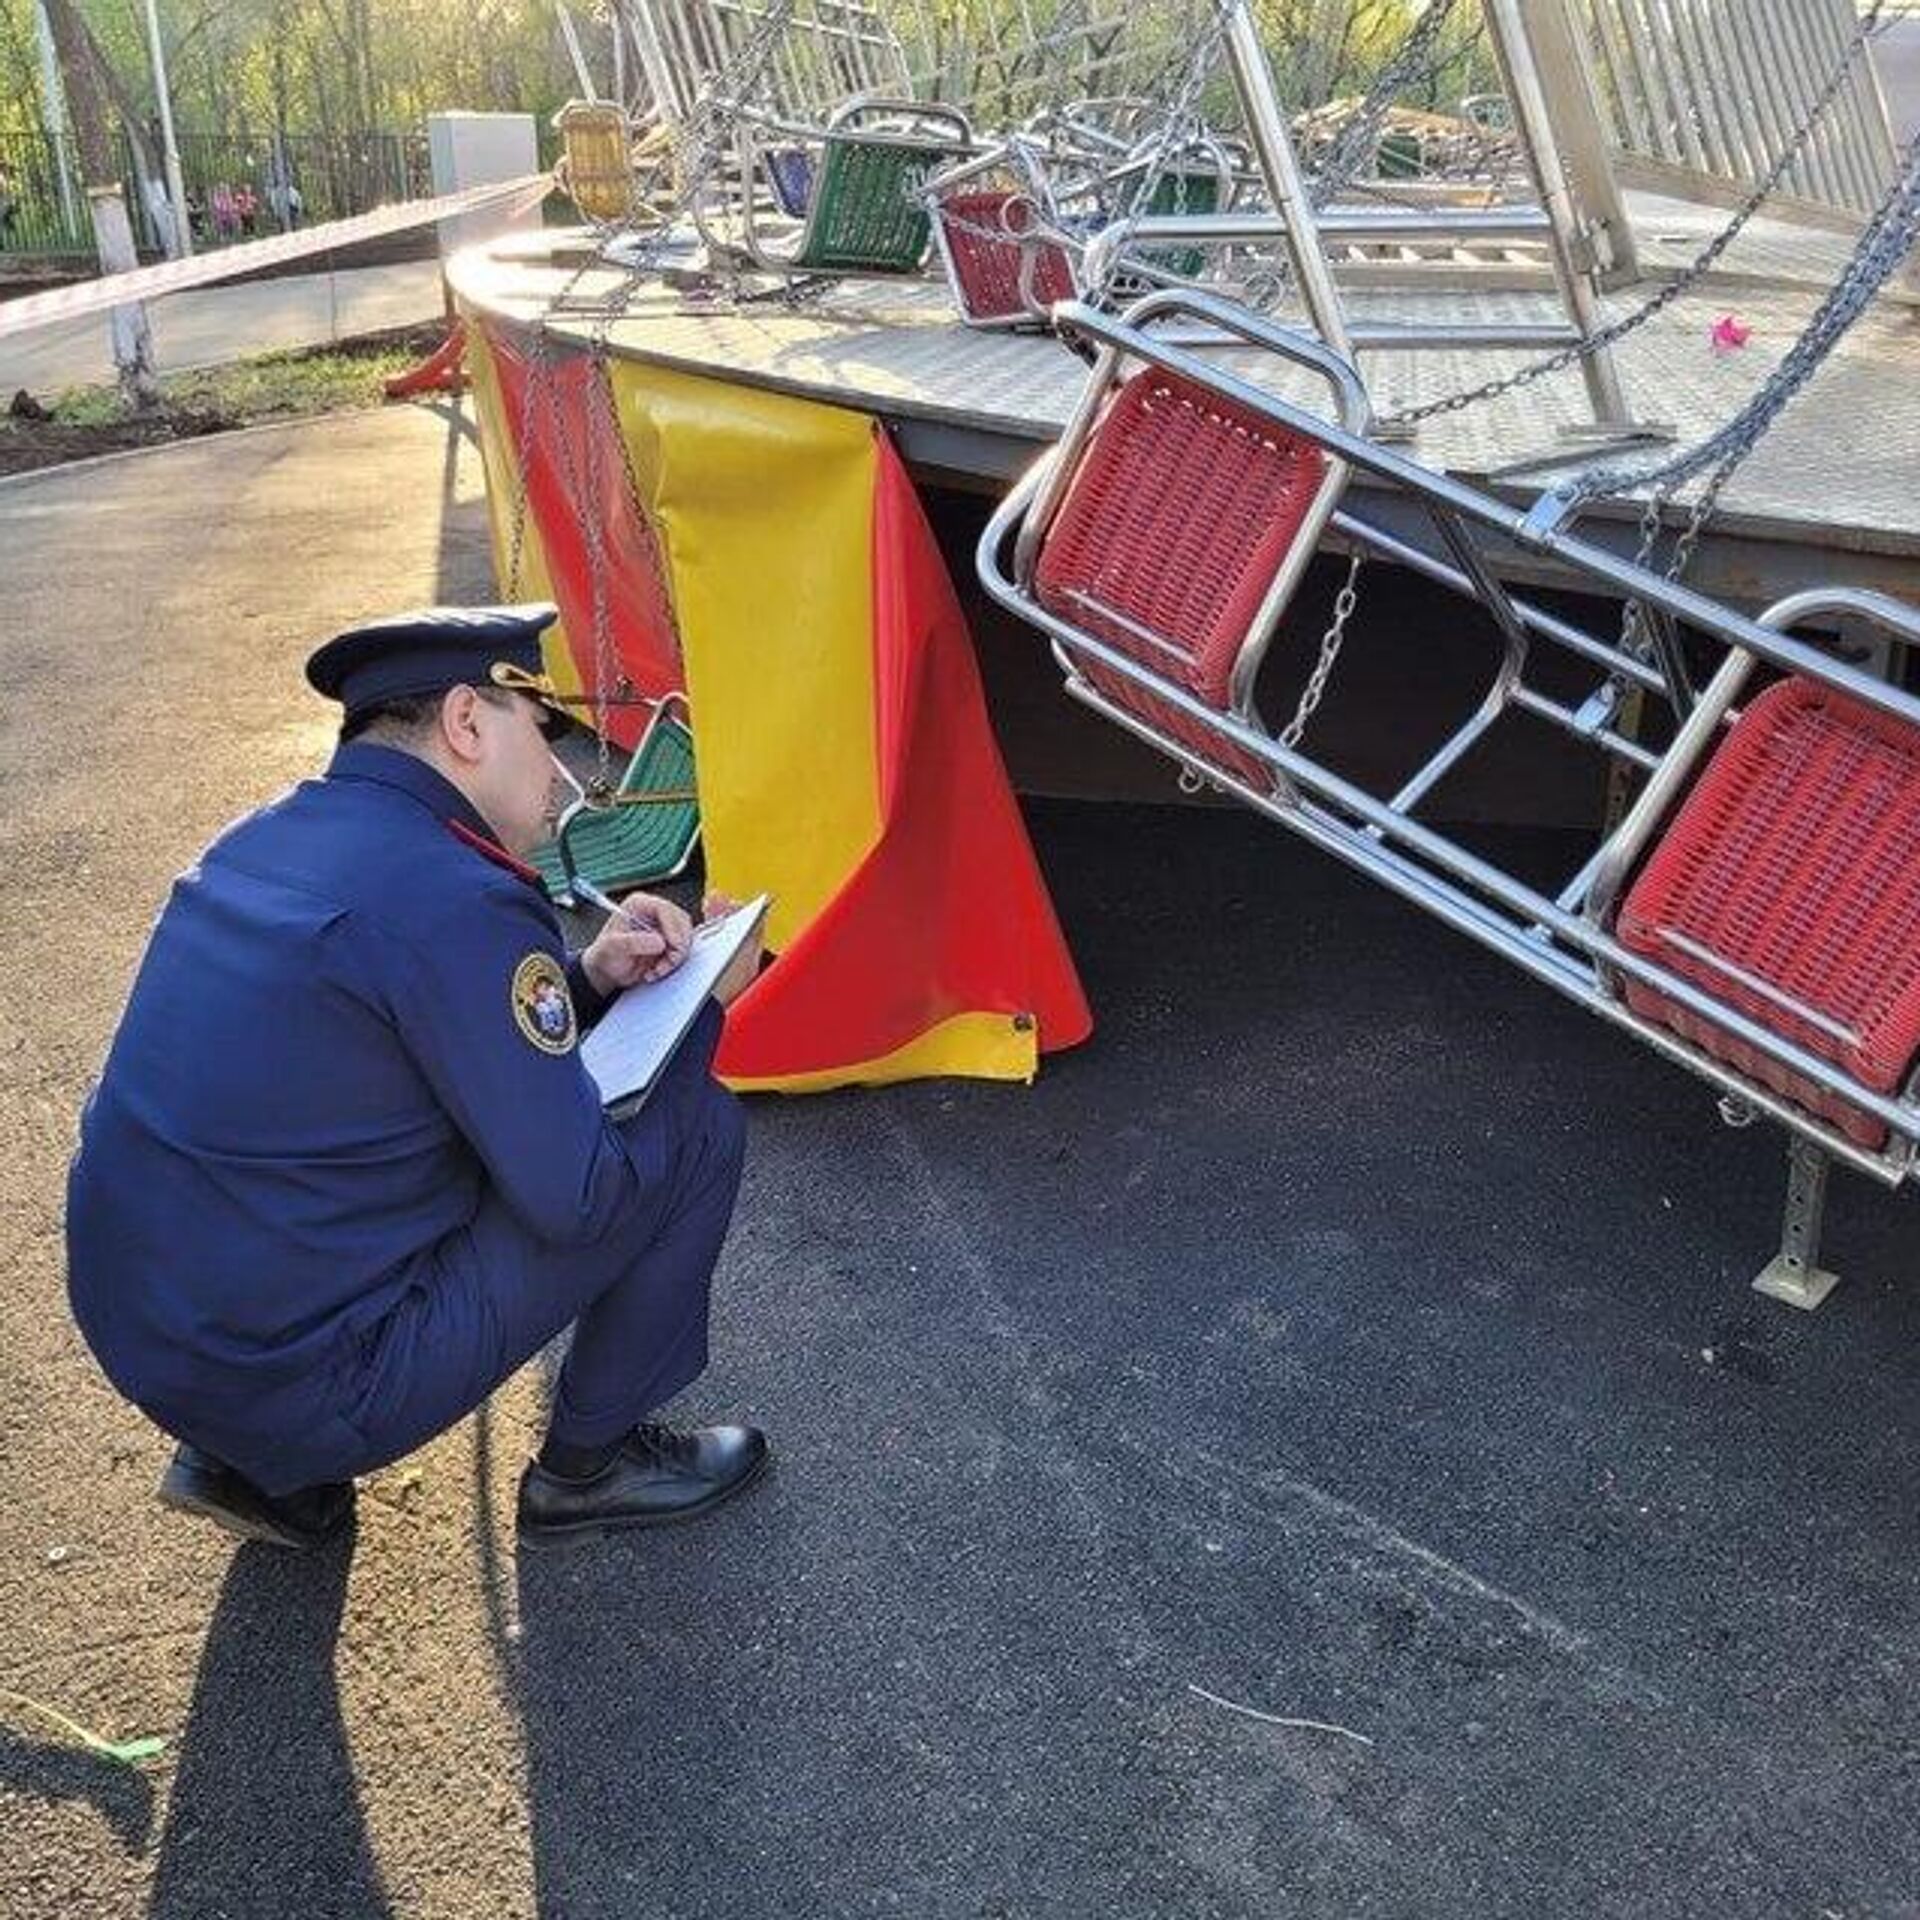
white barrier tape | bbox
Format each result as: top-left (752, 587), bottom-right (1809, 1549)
top-left (0, 174), bottom-right (551, 344)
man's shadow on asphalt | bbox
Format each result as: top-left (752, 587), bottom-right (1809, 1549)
top-left (484, 1394), bottom-right (782, 1918)
top-left (0, 1730), bottom-right (155, 1856)
top-left (140, 1395), bottom-right (771, 1919)
top-left (145, 1529), bottom-right (393, 1920)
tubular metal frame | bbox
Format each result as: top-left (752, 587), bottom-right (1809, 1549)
top-left (923, 138), bottom-right (1078, 329)
top-left (700, 93), bottom-right (975, 280)
top-left (1011, 291), bottom-right (1367, 749)
top-left (1145, 0), bottom-right (1644, 429)
top-left (924, 127), bottom-right (1240, 330)
top-left (978, 289), bottom-right (1920, 1186)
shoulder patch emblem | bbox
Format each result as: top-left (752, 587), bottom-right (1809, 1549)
top-left (511, 952), bottom-right (577, 1055)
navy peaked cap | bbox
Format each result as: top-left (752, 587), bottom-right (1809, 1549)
top-left (306, 604), bottom-right (560, 716)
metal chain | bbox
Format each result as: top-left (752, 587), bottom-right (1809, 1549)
top-left (1583, 121), bottom-right (1920, 670)
top-left (494, 0), bottom-right (803, 795)
top-left (1224, 0), bottom-right (1467, 315)
top-left (1164, 0), bottom-right (1468, 320)
top-left (1279, 553), bottom-right (1363, 750)
top-left (501, 323), bottom-right (547, 598)
top-left (541, 0), bottom-right (803, 318)
top-left (914, 132), bottom-right (1077, 290)
top-left (1076, 0), bottom-right (1232, 307)
top-left (590, 317), bottom-right (685, 696)
top-left (581, 359), bottom-right (618, 800)
top-left (1318, 15), bottom-right (1515, 204)
top-left (1308, 0), bottom-right (1461, 210)
top-left (1380, 0), bottom-right (1891, 430)
top-left (524, 333), bottom-right (618, 798)
top-left (1565, 129), bottom-right (1920, 514)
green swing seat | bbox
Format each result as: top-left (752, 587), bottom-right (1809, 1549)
top-left (729, 98), bottom-right (973, 278)
top-left (1139, 166), bottom-right (1222, 279)
top-left (530, 700), bottom-right (700, 905)
top-left (793, 132), bottom-right (956, 272)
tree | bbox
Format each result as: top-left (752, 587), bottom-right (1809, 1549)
top-left (41, 0), bottom-right (159, 405)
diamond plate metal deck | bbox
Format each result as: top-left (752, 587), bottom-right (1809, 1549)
top-left (450, 212), bottom-right (1920, 605)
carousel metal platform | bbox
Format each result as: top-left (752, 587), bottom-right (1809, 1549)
top-left (448, 191), bottom-right (1920, 611)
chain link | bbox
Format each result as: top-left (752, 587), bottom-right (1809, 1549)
top-left (1074, 0), bottom-right (1232, 308)
top-left (1566, 129), bottom-right (1920, 516)
top-left (1308, 0), bottom-right (1461, 211)
top-left (501, 323), bottom-right (546, 599)
top-left (520, 331), bottom-right (614, 796)
top-left (1279, 552), bottom-right (1363, 750)
top-left (493, 0), bottom-right (805, 781)
top-left (1195, 0), bottom-right (1470, 317)
top-left (1572, 112), bottom-right (1920, 672)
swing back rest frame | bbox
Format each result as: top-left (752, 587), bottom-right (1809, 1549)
top-left (552, 691), bottom-right (701, 895)
top-left (725, 94), bottom-right (974, 277)
top-left (1009, 289), bottom-right (1365, 750)
top-left (977, 289), bottom-right (1920, 1184)
top-left (924, 140), bottom-right (1083, 328)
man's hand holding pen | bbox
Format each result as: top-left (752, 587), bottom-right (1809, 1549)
top-left (577, 884), bottom-right (694, 995)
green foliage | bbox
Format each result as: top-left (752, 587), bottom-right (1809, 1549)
top-left (1, 0), bottom-right (46, 136)
top-left (1, 0), bottom-right (575, 138)
top-left (0, 0), bottom-right (1502, 145)
top-left (38, 337), bottom-right (422, 424)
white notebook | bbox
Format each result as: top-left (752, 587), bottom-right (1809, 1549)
top-left (578, 894), bottom-right (769, 1107)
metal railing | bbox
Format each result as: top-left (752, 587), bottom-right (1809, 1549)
top-left (0, 130), bottom-right (89, 254)
top-left (1565, 0), bottom-right (1898, 217)
top-left (0, 128), bottom-right (433, 262)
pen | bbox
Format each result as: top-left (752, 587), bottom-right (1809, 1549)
top-left (569, 877), bottom-right (650, 932)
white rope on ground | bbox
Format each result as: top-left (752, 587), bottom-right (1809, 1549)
top-left (0, 175), bottom-right (551, 344)
top-left (1186, 1685), bottom-right (1376, 1746)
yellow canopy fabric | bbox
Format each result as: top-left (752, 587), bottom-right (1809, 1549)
top-left (462, 318), bottom-right (1091, 1092)
top-left (603, 362), bottom-right (878, 955)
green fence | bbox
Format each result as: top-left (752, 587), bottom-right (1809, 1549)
top-left (0, 130), bottom-right (88, 253)
top-left (0, 128), bottom-right (433, 261)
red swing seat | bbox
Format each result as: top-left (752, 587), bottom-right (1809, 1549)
top-left (933, 189), bottom-right (1077, 325)
top-left (1031, 364), bottom-right (1330, 788)
top-left (1619, 675), bottom-right (1920, 1149)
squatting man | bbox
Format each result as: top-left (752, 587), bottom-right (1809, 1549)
top-left (66, 605), bottom-right (768, 1549)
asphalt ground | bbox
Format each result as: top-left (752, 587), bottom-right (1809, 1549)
top-left (4, 406), bottom-right (1920, 1919)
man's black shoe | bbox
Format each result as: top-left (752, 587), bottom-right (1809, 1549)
top-left (156, 1444), bottom-right (354, 1551)
top-left (517, 1422), bottom-right (770, 1545)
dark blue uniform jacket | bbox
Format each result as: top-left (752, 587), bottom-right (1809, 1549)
top-left (67, 743), bottom-right (648, 1428)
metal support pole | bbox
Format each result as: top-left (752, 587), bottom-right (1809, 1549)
top-left (1525, 0), bottom-right (1640, 286)
top-left (1480, 0), bottom-right (1634, 428)
top-left (618, 0), bottom-right (676, 122)
top-left (1753, 1135), bottom-right (1842, 1309)
top-left (141, 0), bottom-right (192, 258)
top-left (1217, 0), bottom-right (1353, 359)
top-left (33, 0), bottom-right (82, 239)
top-left (557, 4), bottom-right (600, 102)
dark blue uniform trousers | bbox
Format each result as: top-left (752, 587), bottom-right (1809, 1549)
top-left (248, 1003), bottom-right (745, 1491)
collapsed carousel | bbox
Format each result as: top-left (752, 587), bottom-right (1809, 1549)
top-left (445, 0), bottom-right (1920, 1304)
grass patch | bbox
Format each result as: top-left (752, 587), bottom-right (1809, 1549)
top-left (44, 333), bottom-right (428, 427)
top-left (2, 323), bottom-right (449, 476)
